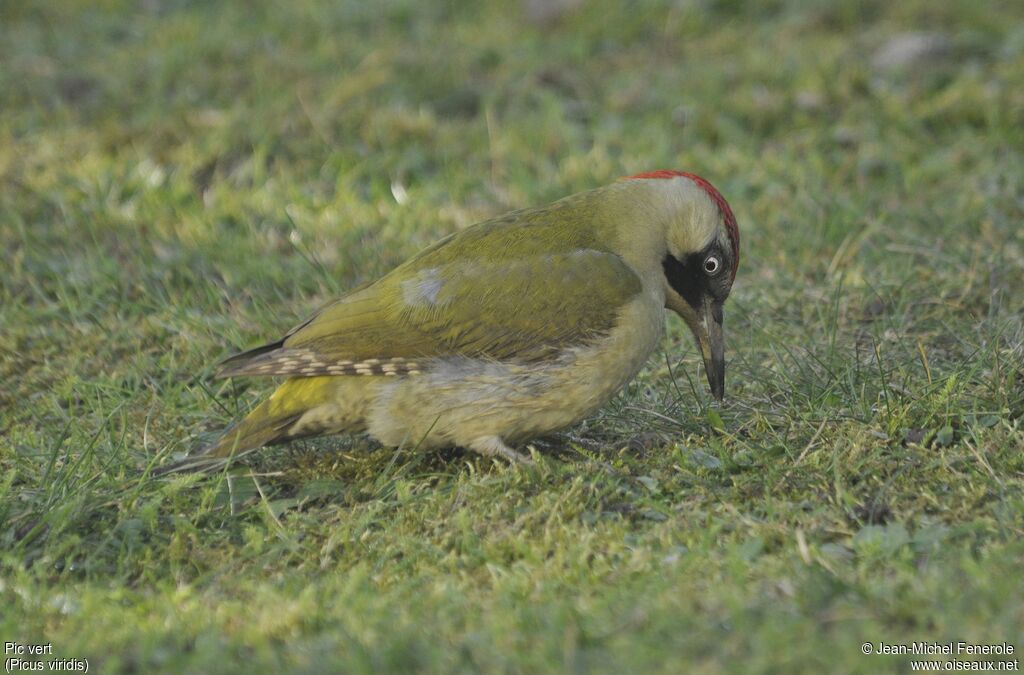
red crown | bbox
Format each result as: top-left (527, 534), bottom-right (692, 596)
top-left (625, 170), bottom-right (739, 281)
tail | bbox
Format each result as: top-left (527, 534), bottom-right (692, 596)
top-left (154, 377), bottom-right (341, 476)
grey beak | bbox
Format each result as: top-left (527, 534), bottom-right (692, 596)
top-left (696, 296), bottom-right (725, 401)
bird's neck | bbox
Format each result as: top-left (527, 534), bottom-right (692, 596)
top-left (602, 180), bottom-right (704, 287)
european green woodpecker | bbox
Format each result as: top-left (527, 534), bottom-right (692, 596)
top-left (158, 170), bottom-right (739, 472)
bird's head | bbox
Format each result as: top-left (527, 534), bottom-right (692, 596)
top-left (618, 170), bottom-right (740, 401)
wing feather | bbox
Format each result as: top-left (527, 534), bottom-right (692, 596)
top-left (218, 202), bottom-right (642, 378)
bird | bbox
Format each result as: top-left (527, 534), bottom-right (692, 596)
top-left (156, 170), bottom-right (739, 474)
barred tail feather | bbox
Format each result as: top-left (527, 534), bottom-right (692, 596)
top-left (153, 376), bottom-right (356, 476)
top-left (153, 405), bottom-right (303, 475)
top-left (218, 344), bottom-right (422, 379)
top-left (216, 339), bottom-right (286, 378)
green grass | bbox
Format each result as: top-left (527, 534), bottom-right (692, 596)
top-left (2, 0), bottom-right (1023, 671)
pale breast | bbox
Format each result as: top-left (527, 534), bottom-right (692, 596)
top-left (364, 290), bottom-right (666, 449)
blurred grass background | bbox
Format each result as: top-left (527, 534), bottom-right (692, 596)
top-left (1, 0), bottom-right (1023, 671)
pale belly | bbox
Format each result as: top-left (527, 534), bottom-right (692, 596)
top-left (363, 291), bottom-right (666, 449)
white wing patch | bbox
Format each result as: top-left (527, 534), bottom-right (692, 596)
top-left (400, 267), bottom-right (446, 307)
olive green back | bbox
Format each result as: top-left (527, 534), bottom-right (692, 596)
top-left (220, 190), bottom-right (643, 376)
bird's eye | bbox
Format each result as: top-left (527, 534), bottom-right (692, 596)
top-left (703, 256), bottom-right (720, 275)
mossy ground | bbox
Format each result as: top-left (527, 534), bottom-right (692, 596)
top-left (2, 0), bottom-right (1023, 672)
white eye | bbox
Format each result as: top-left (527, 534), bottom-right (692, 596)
top-left (703, 256), bottom-right (720, 275)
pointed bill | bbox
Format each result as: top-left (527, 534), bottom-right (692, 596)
top-left (696, 295), bottom-right (725, 401)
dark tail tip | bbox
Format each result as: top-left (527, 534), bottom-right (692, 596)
top-left (150, 453), bottom-right (232, 477)
top-left (150, 412), bottom-right (302, 477)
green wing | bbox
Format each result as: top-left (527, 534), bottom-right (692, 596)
top-left (218, 204), bottom-right (642, 378)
